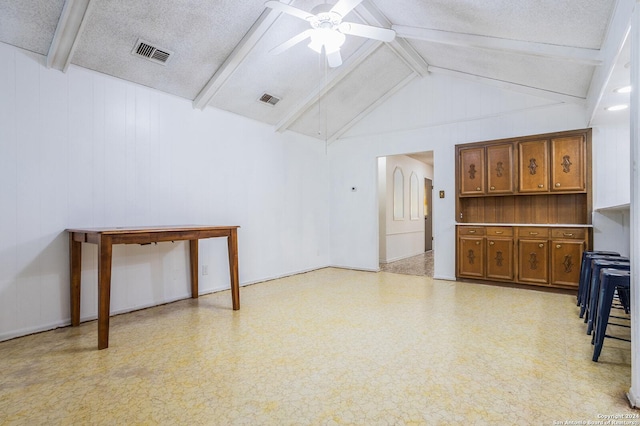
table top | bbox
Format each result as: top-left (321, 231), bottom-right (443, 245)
top-left (66, 225), bottom-right (240, 235)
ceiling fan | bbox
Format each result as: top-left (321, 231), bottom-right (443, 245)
top-left (265, 0), bottom-right (396, 68)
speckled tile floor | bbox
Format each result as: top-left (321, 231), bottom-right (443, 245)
top-left (380, 251), bottom-right (433, 277)
top-left (0, 268), bottom-right (634, 425)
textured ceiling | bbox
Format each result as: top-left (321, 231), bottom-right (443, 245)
top-left (0, 0), bottom-right (629, 141)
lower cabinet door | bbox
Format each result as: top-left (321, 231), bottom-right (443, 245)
top-left (486, 238), bottom-right (514, 280)
top-left (550, 240), bottom-right (584, 287)
top-left (518, 239), bottom-right (549, 284)
top-left (458, 236), bottom-right (485, 278)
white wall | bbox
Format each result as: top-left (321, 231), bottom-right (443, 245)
top-left (329, 73), bottom-right (589, 279)
top-left (378, 155), bottom-right (431, 263)
top-left (591, 121), bottom-right (632, 256)
top-left (0, 43), bottom-right (330, 341)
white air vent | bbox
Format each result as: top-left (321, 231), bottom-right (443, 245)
top-left (131, 39), bottom-right (173, 65)
top-left (258, 93), bottom-right (281, 106)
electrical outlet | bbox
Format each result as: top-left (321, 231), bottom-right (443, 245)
top-left (202, 265), bottom-right (208, 275)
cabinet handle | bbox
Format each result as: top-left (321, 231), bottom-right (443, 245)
top-left (495, 231), bottom-right (503, 234)
top-left (555, 183), bottom-right (561, 187)
top-left (556, 244), bottom-right (562, 249)
top-left (468, 230), bottom-right (476, 234)
top-left (476, 186), bottom-right (481, 191)
top-left (538, 184), bottom-right (544, 188)
top-left (490, 241), bottom-right (495, 246)
top-left (538, 243), bottom-right (544, 248)
top-left (490, 186), bottom-right (495, 190)
top-left (563, 233), bottom-right (574, 237)
top-left (529, 232), bottom-right (538, 235)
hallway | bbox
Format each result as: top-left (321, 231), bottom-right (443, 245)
top-left (379, 251), bottom-right (433, 277)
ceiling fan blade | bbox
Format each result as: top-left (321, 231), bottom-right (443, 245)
top-left (330, 0), bottom-right (363, 18)
top-left (264, 1), bottom-right (314, 21)
top-left (326, 50), bottom-right (343, 68)
top-left (270, 29), bottom-right (314, 55)
top-left (339, 22), bottom-right (396, 42)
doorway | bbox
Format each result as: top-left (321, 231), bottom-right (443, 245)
top-left (424, 177), bottom-right (433, 251)
top-left (378, 151), bottom-right (434, 277)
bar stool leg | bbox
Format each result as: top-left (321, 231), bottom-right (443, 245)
top-left (592, 277), bottom-right (621, 362)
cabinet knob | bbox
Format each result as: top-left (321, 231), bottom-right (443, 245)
top-left (555, 183), bottom-right (561, 187)
top-left (538, 184), bottom-right (544, 188)
top-left (538, 243), bottom-right (544, 248)
top-left (476, 187), bottom-right (481, 191)
top-left (556, 244), bottom-right (562, 249)
top-left (489, 241), bottom-right (495, 245)
top-left (475, 241), bottom-right (480, 245)
top-left (490, 186), bottom-right (495, 190)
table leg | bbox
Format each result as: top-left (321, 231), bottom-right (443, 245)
top-left (189, 239), bottom-right (199, 298)
top-left (69, 233), bottom-right (82, 327)
top-left (97, 235), bottom-right (113, 350)
top-left (227, 229), bottom-right (240, 310)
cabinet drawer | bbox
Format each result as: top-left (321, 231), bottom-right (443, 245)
top-left (486, 226), bottom-right (512, 237)
top-left (458, 227), bottom-right (485, 236)
top-left (518, 227), bottom-right (549, 238)
top-left (551, 228), bottom-right (586, 240)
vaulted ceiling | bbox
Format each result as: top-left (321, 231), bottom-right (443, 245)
top-left (0, 0), bottom-right (633, 141)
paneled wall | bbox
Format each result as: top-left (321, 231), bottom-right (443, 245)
top-left (0, 43), bottom-right (330, 341)
top-left (591, 122), bottom-right (632, 256)
top-left (330, 74), bottom-right (590, 279)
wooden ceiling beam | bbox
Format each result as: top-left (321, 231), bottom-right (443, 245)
top-left (47, 0), bottom-right (93, 72)
top-left (393, 25), bottom-right (603, 65)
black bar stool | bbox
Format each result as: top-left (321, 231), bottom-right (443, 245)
top-left (592, 268), bottom-right (631, 362)
top-left (577, 251), bottom-right (620, 308)
top-left (585, 259), bottom-right (630, 335)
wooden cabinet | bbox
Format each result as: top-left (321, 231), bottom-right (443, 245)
top-left (459, 144), bottom-right (514, 197)
top-left (454, 128), bottom-right (592, 290)
top-left (457, 225), bottom-right (589, 288)
top-left (550, 228), bottom-right (586, 287)
top-left (518, 140), bottom-right (549, 193)
top-left (487, 144), bottom-right (514, 194)
top-left (518, 135), bottom-right (586, 194)
top-left (517, 227), bottom-right (549, 284)
top-left (459, 147), bottom-right (485, 196)
top-left (551, 136), bottom-right (585, 192)
top-left (457, 227), bottom-right (485, 278)
top-left (486, 227), bottom-right (514, 280)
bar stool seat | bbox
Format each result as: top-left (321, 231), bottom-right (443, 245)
top-left (579, 254), bottom-right (627, 318)
top-left (592, 269), bottom-right (631, 362)
top-left (577, 251), bottom-right (620, 308)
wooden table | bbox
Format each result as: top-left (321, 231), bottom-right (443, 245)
top-left (66, 226), bottom-right (240, 349)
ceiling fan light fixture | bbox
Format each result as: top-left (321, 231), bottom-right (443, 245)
top-left (308, 28), bottom-right (345, 54)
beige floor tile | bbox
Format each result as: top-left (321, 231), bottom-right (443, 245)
top-left (0, 268), bottom-right (634, 425)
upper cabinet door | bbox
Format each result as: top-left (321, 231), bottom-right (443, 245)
top-left (551, 136), bottom-right (585, 192)
top-left (519, 140), bottom-right (549, 193)
top-left (487, 144), bottom-right (514, 194)
top-left (459, 147), bottom-right (485, 196)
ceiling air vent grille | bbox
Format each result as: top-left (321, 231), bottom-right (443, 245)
top-left (258, 93), bottom-right (281, 106)
top-left (132, 39), bottom-right (173, 65)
